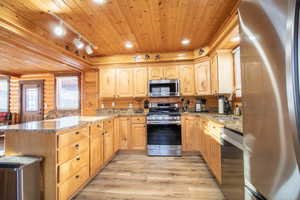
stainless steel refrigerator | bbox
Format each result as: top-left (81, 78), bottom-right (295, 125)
top-left (239, 0), bottom-right (300, 199)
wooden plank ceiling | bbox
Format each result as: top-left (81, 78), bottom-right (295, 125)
top-left (0, 0), bottom-right (239, 57)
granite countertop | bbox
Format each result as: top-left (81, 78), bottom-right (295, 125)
top-left (0, 115), bottom-right (116, 134)
top-left (182, 112), bottom-right (243, 133)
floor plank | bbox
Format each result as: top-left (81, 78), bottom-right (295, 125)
top-left (74, 154), bottom-right (224, 200)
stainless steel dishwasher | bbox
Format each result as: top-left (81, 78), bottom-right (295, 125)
top-left (220, 128), bottom-right (244, 200)
top-left (0, 156), bottom-right (42, 200)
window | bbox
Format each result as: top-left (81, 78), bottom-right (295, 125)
top-left (0, 78), bottom-right (9, 112)
top-left (56, 76), bottom-right (79, 110)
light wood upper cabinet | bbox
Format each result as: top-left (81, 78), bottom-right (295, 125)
top-left (210, 50), bottom-right (234, 95)
top-left (134, 67), bottom-right (148, 97)
top-left (179, 64), bottom-right (195, 96)
top-left (233, 47), bottom-right (242, 97)
top-left (116, 68), bottom-right (133, 97)
top-left (211, 56), bottom-right (219, 95)
top-left (149, 66), bottom-right (179, 80)
top-left (148, 66), bottom-right (163, 80)
top-left (131, 123), bottom-right (146, 150)
top-left (99, 68), bottom-right (116, 98)
top-left (195, 60), bottom-right (211, 95)
top-left (119, 117), bottom-right (131, 150)
top-left (164, 66), bottom-right (179, 79)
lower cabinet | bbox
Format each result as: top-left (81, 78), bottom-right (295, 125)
top-left (119, 117), bottom-right (131, 149)
top-left (90, 121), bottom-right (104, 176)
top-left (200, 118), bottom-right (222, 184)
top-left (182, 116), bottom-right (200, 151)
top-left (103, 119), bottom-right (114, 163)
top-left (131, 123), bottom-right (146, 150)
top-left (113, 118), bottom-right (120, 153)
top-left (182, 115), bottom-right (223, 184)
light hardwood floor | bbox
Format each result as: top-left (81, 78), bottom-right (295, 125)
top-left (74, 154), bottom-right (224, 200)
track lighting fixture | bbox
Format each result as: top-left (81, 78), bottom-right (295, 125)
top-left (85, 44), bottom-right (94, 55)
top-left (73, 37), bottom-right (85, 49)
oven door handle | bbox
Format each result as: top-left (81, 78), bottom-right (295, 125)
top-left (147, 121), bottom-right (181, 125)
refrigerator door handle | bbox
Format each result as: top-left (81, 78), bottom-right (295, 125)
top-left (287, 0), bottom-right (300, 166)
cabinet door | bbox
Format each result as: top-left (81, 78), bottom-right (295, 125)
top-left (210, 137), bottom-right (222, 184)
top-left (119, 117), bottom-right (131, 150)
top-left (233, 47), bottom-right (242, 97)
top-left (210, 56), bottom-right (219, 95)
top-left (116, 68), bottom-right (133, 97)
top-left (164, 66), bottom-right (179, 79)
top-left (100, 68), bottom-right (116, 98)
top-left (104, 128), bottom-right (114, 163)
top-left (182, 117), bottom-right (199, 151)
top-left (134, 67), bottom-right (148, 97)
top-left (131, 123), bottom-right (146, 150)
top-left (195, 61), bottom-right (211, 95)
top-left (90, 135), bottom-right (103, 175)
top-left (148, 67), bottom-right (163, 80)
top-left (113, 118), bottom-right (120, 153)
top-left (179, 65), bottom-right (195, 96)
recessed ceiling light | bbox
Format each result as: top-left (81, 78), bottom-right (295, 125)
top-left (93, 0), bottom-right (106, 4)
top-left (73, 38), bottom-right (85, 49)
top-left (181, 39), bottom-right (190, 45)
top-left (53, 22), bottom-right (66, 37)
top-left (125, 42), bottom-right (133, 49)
top-left (231, 36), bottom-right (240, 42)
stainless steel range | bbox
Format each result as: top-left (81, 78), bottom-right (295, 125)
top-left (147, 102), bottom-right (182, 156)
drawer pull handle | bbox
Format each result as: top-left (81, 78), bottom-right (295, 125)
top-left (75, 131), bottom-right (80, 135)
top-left (76, 156), bottom-right (80, 161)
top-left (75, 144), bottom-right (80, 149)
top-left (75, 175), bottom-right (80, 179)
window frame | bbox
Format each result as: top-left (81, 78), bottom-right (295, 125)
top-left (0, 76), bottom-right (10, 113)
top-left (55, 73), bottom-right (81, 111)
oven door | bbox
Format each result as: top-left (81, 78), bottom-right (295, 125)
top-left (148, 80), bottom-right (180, 97)
top-left (147, 123), bottom-right (181, 156)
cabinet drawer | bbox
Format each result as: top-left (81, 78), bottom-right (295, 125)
top-left (132, 116), bottom-right (146, 124)
top-left (58, 150), bottom-right (89, 183)
top-left (104, 119), bottom-right (113, 129)
top-left (90, 121), bottom-right (104, 138)
top-left (58, 127), bottom-right (89, 148)
top-left (58, 165), bottom-right (89, 200)
top-left (58, 138), bottom-right (89, 164)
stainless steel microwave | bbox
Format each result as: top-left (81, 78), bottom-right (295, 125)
top-left (148, 80), bottom-right (180, 97)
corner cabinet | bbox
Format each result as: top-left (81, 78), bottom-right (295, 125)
top-left (179, 64), bottom-right (195, 96)
top-left (194, 60), bottom-right (211, 95)
top-left (133, 67), bottom-right (148, 97)
top-left (116, 68), bottom-right (133, 98)
top-left (99, 68), bottom-right (116, 98)
top-left (210, 50), bottom-right (234, 95)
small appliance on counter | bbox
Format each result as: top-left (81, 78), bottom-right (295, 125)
top-left (218, 96), bottom-right (225, 114)
top-left (218, 96), bottom-right (232, 115)
top-left (195, 98), bottom-right (208, 112)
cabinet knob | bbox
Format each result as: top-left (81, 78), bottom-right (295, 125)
top-left (75, 175), bottom-right (80, 179)
top-left (75, 131), bottom-right (80, 135)
top-left (76, 156), bottom-right (80, 161)
top-left (75, 144), bottom-right (80, 149)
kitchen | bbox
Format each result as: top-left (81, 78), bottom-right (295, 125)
top-left (0, 0), bottom-right (299, 200)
